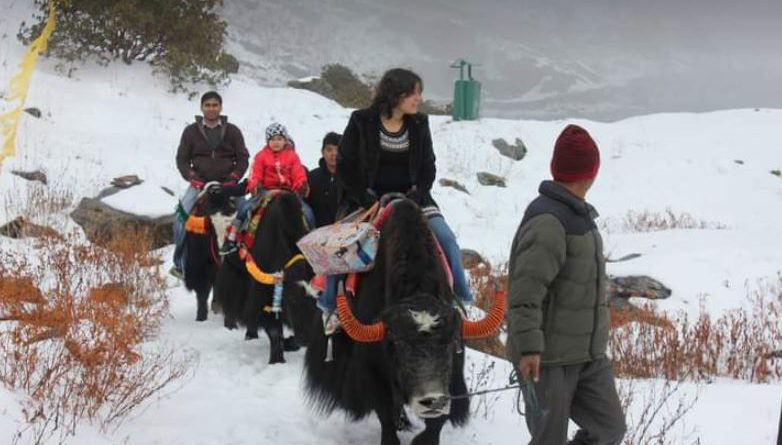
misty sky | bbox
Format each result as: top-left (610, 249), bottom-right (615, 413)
top-left (223, 0), bottom-right (782, 120)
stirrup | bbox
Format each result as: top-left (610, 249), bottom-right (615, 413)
top-left (322, 311), bottom-right (341, 336)
top-left (169, 266), bottom-right (184, 280)
top-left (219, 242), bottom-right (237, 256)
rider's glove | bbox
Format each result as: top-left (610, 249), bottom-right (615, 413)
top-left (187, 170), bottom-right (205, 188)
top-left (222, 179), bottom-right (248, 197)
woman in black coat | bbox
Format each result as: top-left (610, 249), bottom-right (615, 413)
top-left (317, 68), bottom-right (473, 320)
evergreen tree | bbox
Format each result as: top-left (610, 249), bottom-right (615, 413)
top-left (19, 0), bottom-right (239, 91)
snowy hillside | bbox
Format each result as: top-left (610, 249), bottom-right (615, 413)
top-left (1, 1), bottom-right (781, 444)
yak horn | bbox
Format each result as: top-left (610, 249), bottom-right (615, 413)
top-left (462, 289), bottom-right (506, 339)
top-left (336, 294), bottom-right (386, 342)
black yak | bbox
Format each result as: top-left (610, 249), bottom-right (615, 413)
top-left (213, 191), bottom-right (317, 364)
top-left (304, 198), bottom-right (505, 445)
top-left (182, 183), bottom-right (233, 321)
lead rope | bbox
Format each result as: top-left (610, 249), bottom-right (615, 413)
top-left (449, 368), bottom-right (548, 419)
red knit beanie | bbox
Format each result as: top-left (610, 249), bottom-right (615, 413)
top-left (550, 124), bottom-right (600, 182)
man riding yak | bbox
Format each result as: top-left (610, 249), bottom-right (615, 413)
top-left (171, 91), bottom-right (249, 324)
top-left (172, 91), bottom-right (248, 280)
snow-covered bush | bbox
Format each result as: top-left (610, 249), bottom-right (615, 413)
top-left (0, 230), bottom-right (194, 444)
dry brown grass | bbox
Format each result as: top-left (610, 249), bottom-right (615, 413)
top-left (621, 209), bottom-right (726, 233)
top-left (609, 275), bottom-right (782, 383)
top-left (0, 230), bottom-right (193, 444)
top-left (471, 259), bottom-right (781, 384)
top-left (2, 182), bottom-right (73, 232)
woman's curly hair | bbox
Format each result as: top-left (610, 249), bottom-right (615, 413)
top-left (371, 68), bottom-right (423, 118)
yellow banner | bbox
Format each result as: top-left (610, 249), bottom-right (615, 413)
top-left (0, 0), bottom-right (58, 172)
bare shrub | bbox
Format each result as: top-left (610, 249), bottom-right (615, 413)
top-left (0, 230), bottom-right (194, 444)
top-left (320, 64), bottom-right (373, 109)
top-left (466, 260), bottom-right (780, 384)
top-left (610, 274), bottom-right (782, 383)
top-left (622, 209), bottom-right (726, 233)
top-left (2, 182), bottom-right (73, 232)
top-left (617, 379), bottom-right (699, 445)
top-left (464, 356), bottom-right (502, 420)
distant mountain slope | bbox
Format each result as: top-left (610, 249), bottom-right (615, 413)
top-left (221, 0), bottom-right (782, 120)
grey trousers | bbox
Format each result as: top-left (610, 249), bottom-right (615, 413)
top-left (523, 356), bottom-right (626, 445)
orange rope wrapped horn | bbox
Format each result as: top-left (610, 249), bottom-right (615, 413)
top-left (336, 294), bottom-right (386, 342)
top-left (462, 289), bottom-right (506, 339)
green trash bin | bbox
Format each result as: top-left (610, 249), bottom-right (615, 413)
top-left (451, 59), bottom-right (481, 121)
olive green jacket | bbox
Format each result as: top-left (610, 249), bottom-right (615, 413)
top-left (506, 180), bottom-right (608, 366)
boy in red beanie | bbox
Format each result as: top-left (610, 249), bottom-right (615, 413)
top-left (506, 124), bottom-right (626, 445)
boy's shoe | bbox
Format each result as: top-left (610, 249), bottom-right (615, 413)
top-left (322, 311), bottom-right (341, 336)
top-left (169, 265), bottom-right (184, 280)
top-left (219, 240), bottom-right (238, 256)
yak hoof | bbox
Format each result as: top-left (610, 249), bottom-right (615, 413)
top-left (244, 330), bottom-right (259, 340)
top-left (410, 434), bottom-right (439, 445)
top-left (380, 433), bottom-right (401, 445)
top-left (224, 319), bottom-right (238, 330)
top-left (268, 355), bottom-right (286, 365)
top-left (283, 336), bottom-right (301, 352)
top-left (196, 297), bottom-right (208, 321)
top-left (410, 416), bottom-right (446, 445)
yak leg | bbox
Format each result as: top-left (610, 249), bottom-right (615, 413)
top-left (283, 336), bottom-right (301, 351)
top-left (264, 318), bottom-right (285, 364)
top-left (244, 284), bottom-right (261, 339)
top-left (195, 289), bottom-right (209, 322)
top-left (224, 314), bottom-right (238, 330)
top-left (410, 416), bottom-right (447, 445)
top-left (376, 405), bottom-right (401, 445)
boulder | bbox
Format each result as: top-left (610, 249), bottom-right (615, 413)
top-left (111, 174), bottom-right (143, 189)
top-left (461, 248), bottom-right (489, 270)
top-left (476, 172), bottom-right (506, 188)
top-left (70, 183), bottom-right (175, 250)
top-left (0, 216), bottom-right (60, 239)
top-left (608, 275), bottom-right (672, 301)
top-left (23, 107), bottom-right (42, 118)
top-left (11, 169), bottom-right (47, 185)
top-left (438, 178), bottom-right (470, 194)
top-left (607, 275), bottom-right (672, 313)
top-left (492, 137), bottom-right (527, 161)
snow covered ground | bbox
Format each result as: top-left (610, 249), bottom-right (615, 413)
top-left (1, 2), bottom-right (780, 444)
